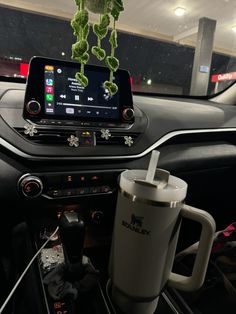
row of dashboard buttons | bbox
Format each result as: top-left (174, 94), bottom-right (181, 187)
top-left (18, 171), bottom-right (122, 199)
top-left (46, 186), bottom-right (112, 198)
top-left (46, 173), bottom-right (108, 188)
top-left (37, 119), bottom-right (129, 128)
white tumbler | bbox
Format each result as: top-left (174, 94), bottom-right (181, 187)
top-left (109, 151), bottom-right (216, 314)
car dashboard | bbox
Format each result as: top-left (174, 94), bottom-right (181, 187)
top-left (1, 59), bottom-right (236, 314)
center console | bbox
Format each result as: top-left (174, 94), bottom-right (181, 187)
top-left (8, 209), bottom-right (180, 314)
top-left (0, 58), bottom-right (179, 314)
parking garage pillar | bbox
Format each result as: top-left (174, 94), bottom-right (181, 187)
top-left (190, 17), bottom-right (216, 96)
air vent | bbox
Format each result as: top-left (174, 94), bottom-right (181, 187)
top-left (96, 132), bottom-right (140, 146)
top-left (15, 127), bottom-right (140, 147)
top-left (15, 128), bottom-right (76, 146)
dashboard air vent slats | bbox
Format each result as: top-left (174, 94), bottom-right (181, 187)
top-left (96, 132), bottom-right (139, 146)
top-left (15, 128), bottom-right (76, 145)
top-left (15, 128), bottom-right (140, 147)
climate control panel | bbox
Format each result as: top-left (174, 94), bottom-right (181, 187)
top-left (18, 170), bottom-right (123, 199)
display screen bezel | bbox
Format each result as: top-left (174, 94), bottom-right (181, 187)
top-left (23, 56), bottom-right (133, 123)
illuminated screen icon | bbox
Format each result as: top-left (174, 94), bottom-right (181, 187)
top-left (103, 88), bottom-right (112, 101)
top-left (46, 86), bottom-right (53, 93)
top-left (66, 108), bottom-right (74, 114)
top-left (46, 108), bottom-right (54, 113)
top-left (46, 78), bottom-right (53, 86)
top-left (57, 68), bottom-right (62, 74)
top-left (75, 95), bottom-right (80, 101)
top-left (45, 65), bottom-right (54, 71)
top-left (46, 94), bottom-right (54, 101)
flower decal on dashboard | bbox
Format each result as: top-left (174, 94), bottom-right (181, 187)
top-left (24, 124), bottom-right (38, 137)
top-left (124, 136), bottom-right (133, 147)
top-left (67, 135), bottom-right (79, 147)
top-left (101, 129), bottom-right (111, 140)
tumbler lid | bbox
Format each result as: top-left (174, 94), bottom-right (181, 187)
top-left (119, 151), bottom-right (187, 203)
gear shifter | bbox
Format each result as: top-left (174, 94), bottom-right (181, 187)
top-left (59, 211), bottom-right (85, 265)
top-left (43, 211), bottom-right (100, 312)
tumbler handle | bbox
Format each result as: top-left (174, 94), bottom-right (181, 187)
top-left (168, 204), bottom-right (216, 291)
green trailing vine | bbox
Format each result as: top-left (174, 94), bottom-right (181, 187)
top-left (71, 0), bottom-right (90, 87)
top-left (71, 0), bottom-right (124, 96)
top-left (91, 13), bottom-right (110, 62)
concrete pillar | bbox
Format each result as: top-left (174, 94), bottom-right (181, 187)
top-left (190, 17), bottom-right (217, 96)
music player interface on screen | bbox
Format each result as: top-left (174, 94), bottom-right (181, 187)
top-left (44, 65), bottom-right (120, 120)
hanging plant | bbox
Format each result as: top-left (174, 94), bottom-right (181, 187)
top-left (71, 0), bottom-right (124, 96)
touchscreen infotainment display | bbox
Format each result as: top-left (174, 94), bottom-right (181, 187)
top-left (44, 64), bottom-right (120, 120)
top-left (24, 57), bottom-right (133, 124)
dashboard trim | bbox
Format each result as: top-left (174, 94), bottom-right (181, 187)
top-left (1, 127), bottom-right (236, 160)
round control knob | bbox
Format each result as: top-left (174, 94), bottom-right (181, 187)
top-left (91, 210), bottom-right (104, 224)
top-left (26, 100), bottom-right (41, 115)
top-left (122, 108), bottom-right (134, 121)
top-left (19, 175), bottom-right (43, 198)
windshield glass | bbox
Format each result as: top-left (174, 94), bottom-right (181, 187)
top-left (1, 0), bottom-right (236, 96)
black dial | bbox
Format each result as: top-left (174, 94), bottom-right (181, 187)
top-left (91, 210), bottom-right (104, 224)
top-left (122, 108), bottom-right (134, 121)
top-left (26, 100), bottom-right (41, 115)
top-left (19, 175), bottom-right (43, 198)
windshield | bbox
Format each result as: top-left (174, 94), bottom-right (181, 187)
top-left (1, 0), bottom-right (236, 97)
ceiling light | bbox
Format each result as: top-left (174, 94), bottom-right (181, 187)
top-left (174, 7), bottom-right (186, 17)
top-left (232, 26), bottom-right (236, 33)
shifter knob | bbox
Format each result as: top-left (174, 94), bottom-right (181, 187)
top-left (59, 211), bottom-right (85, 265)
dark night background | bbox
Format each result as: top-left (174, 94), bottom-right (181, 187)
top-left (1, 6), bottom-right (236, 95)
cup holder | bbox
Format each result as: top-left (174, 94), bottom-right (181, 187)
top-left (103, 278), bottom-right (180, 314)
